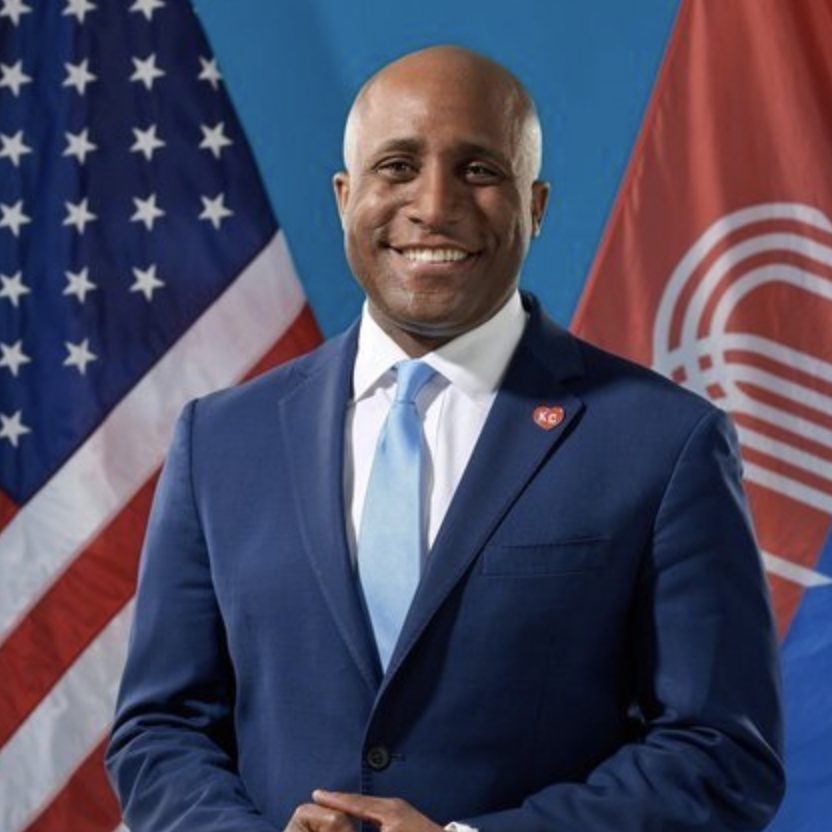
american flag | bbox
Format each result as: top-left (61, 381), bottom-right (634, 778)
top-left (0, 1), bottom-right (321, 829)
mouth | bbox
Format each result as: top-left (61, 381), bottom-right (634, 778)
top-left (386, 244), bottom-right (478, 266)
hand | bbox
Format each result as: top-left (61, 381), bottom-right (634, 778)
top-left (312, 790), bottom-right (445, 832)
top-left (284, 800), bottom-right (355, 832)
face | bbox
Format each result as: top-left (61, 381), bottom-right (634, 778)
top-left (334, 58), bottom-right (549, 354)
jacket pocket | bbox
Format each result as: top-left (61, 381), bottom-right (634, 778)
top-left (480, 537), bottom-right (611, 576)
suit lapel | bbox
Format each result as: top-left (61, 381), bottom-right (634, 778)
top-left (277, 325), bottom-right (382, 693)
top-left (383, 302), bottom-right (586, 685)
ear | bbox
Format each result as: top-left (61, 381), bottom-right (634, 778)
top-left (333, 171), bottom-right (350, 225)
top-left (530, 180), bottom-right (551, 238)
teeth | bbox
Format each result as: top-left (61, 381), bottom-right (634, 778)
top-left (401, 248), bottom-right (469, 263)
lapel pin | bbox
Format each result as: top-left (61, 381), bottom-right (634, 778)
top-left (533, 405), bottom-right (565, 431)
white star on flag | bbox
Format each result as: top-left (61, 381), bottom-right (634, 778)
top-left (0, 0), bottom-right (32, 27)
top-left (130, 263), bottom-right (165, 300)
top-left (0, 200), bottom-right (31, 237)
top-left (63, 58), bottom-right (97, 95)
top-left (129, 0), bottom-right (165, 21)
top-left (0, 410), bottom-right (31, 448)
top-left (63, 128), bottom-right (98, 164)
top-left (199, 193), bottom-right (233, 229)
top-left (0, 271), bottom-right (30, 307)
top-left (63, 0), bottom-right (97, 23)
top-left (63, 338), bottom-right (98, 375)
top-left (130, 124), bottom-right (166, 161)
top-left (0, 340), bottom-right (31, 377)
top-left (131, 193), bottom-right (166, 231)
top-left (63, 198), bottom-right (97, 234)
top-left (130, 53), bottom-right (165, 91)
top-left (0, 130), bottom-right (32, 167)
top-left (0, 60), bottom-right (32, 97)
top-left (199, 122), bottom-right (233, 159)
top-left (63, 267), bottom-right (97, 303)
top-left (198, 56), bottom-right (222, 89)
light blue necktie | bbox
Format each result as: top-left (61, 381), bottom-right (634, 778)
top-left (357, 360), bottom-right (436, 671)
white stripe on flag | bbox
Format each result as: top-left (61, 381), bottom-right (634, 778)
top-left (0, 231), bottom-right (305, 639)
top-left (762, 550), bottom-right (832, 588)
top-left (736, 424), bottom-right (832, 485)
top-left (744, 461), bottom-right (832, 515)
top-left (0, 603), bottom-right (133, 831)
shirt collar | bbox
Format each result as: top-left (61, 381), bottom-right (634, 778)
top-left (352, 290), bottom-right (527, 403)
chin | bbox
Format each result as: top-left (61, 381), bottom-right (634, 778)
top-left (399, 293), bottom-right (469, 324)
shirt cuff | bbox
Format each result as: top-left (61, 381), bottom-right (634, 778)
top-left (445, 824), bottom-right (479, 832)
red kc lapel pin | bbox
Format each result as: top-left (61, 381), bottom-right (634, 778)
top-left (532, 405), bottom-right (565, 431)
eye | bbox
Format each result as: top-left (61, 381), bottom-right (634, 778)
top-left (375, 159), bottom-right (417, 180)
top-left (463, 163), bottom-right (502, 183)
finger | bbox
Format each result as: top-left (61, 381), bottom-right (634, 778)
top-left (312, 790), bottom-right (400, 824)
top-left (287, 801), bottom-right (357, 832)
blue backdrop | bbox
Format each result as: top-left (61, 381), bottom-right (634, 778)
top-left (193, 0), bottom-right (680, 336)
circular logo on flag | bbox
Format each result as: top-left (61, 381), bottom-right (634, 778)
top-left (652, 202), bottom-right (832, 615)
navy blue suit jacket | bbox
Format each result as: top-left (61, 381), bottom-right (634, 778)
top-left (107, 295), bottom-right (785, 831)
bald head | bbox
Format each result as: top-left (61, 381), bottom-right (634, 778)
top-left (342, 46), bottom-right (543, 185)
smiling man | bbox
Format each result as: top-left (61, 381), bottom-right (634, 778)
top-left (107, 47), bottom-right (785, 832)
top-left (332, 47), bottom-right (547, 355)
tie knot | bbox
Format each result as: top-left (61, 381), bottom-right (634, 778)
top-left (394, 360), bottom-right (435, 404)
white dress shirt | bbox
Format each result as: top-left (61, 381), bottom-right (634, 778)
top-left (344, 290), bottom-right (527, 559)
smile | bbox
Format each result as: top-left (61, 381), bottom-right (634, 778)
top-left (392, 247), bottom-right (474, 263)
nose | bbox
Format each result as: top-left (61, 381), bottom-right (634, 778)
top-left (406, 164), bottom-right (463, 230)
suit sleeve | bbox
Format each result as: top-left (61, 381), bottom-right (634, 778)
top-left (105, 402), bottom-right (278, 832)
top-left (463, 408), bottom-right (786, 832)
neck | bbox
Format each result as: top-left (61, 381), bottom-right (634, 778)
top-left (385, 329), bottom-right (452, 358)
top-left (366, 307), bottom-right (457, 358)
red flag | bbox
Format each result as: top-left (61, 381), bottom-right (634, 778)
top-left (573, 0), bottom-right (832, 638)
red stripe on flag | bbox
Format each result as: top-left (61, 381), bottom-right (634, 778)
top-left (733, 411), bottom-right (832, 464)
top-left (668, 234), bottom-right (742, 353)
top-left (741, 446), bottom-right (832, 497)
top-left (0, 488), bottom-right (18, 534)
top-left (699, 256), bottom-right (832, 341)
top-left (0, 475), bottom-right (157, 749)
top-left (725, 351), bottom-right (832, 401)
top-left (744, 481), bottom-right (830, 570)
top-left (766, 572), bottom-right (806, 642)
top-left (735, 382), bottom-right (832, 432)
top-left (667, 225), bottom-right (832, 352)
top-left (745, 479), bottom-right (830, 635)
top-left (23, 738), bottom-right (120, 832)
top-left (243, 304), bottom-right (322, 380)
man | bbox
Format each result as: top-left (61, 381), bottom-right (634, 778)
top-left (107, 46), bottom-right (785, 832)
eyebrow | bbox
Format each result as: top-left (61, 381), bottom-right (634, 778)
top-left (369, 137), bottom-right (513, 171)
top-left (371, 137), bottom-right (423, 157)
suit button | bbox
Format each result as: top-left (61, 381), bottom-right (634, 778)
top-left (365, 745), bottom-right (391, 771)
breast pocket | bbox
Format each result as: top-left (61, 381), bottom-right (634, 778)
top-left (480, 537), bottom-right (612, 577)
